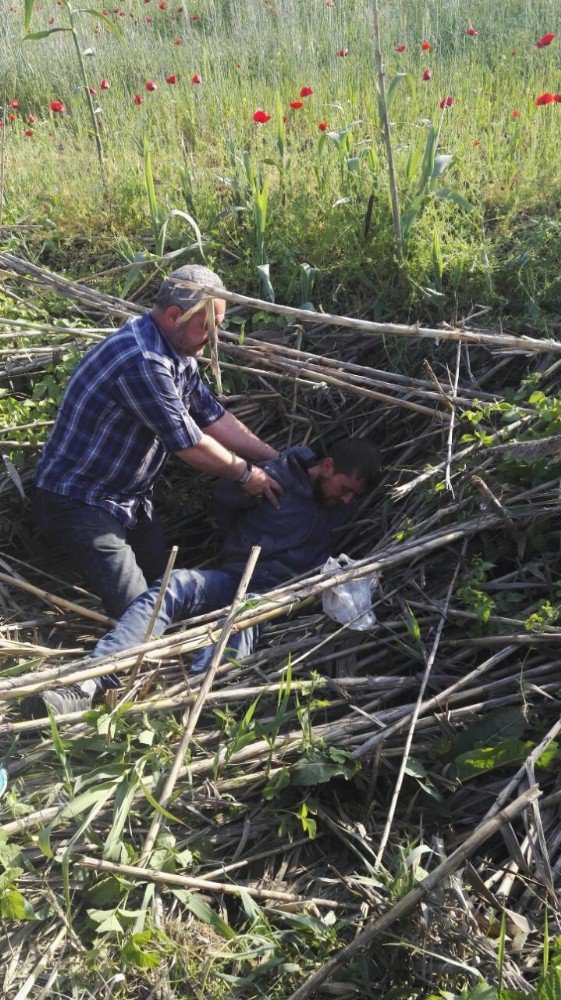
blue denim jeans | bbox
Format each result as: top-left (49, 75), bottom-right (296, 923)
top-left (91, 568), bottom-right (262, 684)
top-left (31, 488), bottom-right (168, 618)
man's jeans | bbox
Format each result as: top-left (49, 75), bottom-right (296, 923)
top-left (31, 488), bottom-right (168, 618)
top-left (90, 568), bottom-right (262, 684)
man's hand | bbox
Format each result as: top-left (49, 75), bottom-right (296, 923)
top-left (242, 467), bottom-right (282, 508)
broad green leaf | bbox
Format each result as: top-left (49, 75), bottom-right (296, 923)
top-left (122, 931), bottom-right (160, 970)
top-left (171, 889), bottom-right (236, 939)
top-left (537, 741), bottom-right (559, 768)
top-left (404, 758), bottom-right (428, 779)
top-left (291, 749), bottom-right (357, 787)
top-left (404, 604), bottom-right (422, 645)
top-left (165, 209), bottom-right (205, 259)
top-left (0, 890), bottom-right (34, 920)
top-left (431, 154), bottom-right (453, 182)
top-left (138, 779), bottom-right (187, 827)
top-left (386, 72), bottom-right (413, 112)
top-left (37, 827), bottom-right (53, 860)
top-left (0, 840), bottom-right (22, 871)
top-left (433, 188), bottom-right (473, 211)
top-left (24, 28), bottom-right (71, 40)
top-left (405, 138), bottom-right (424, 185)
top-left (402, 844), bottom-right (433, 870)
top-left (453, 739), bottom-right (532, 780)
top-left (103, 769), bottom-right (141, 861)
top-left (96, 912), bottom-right (124, 934)
top-left (238, 886), bottom-right (263, 923)
top-left (451, 707), bottom-right (526, 758)
top-left (23, 0), bottom-right (34, 33)
top-left (256, 264), bottom-right (275, 303)
top-left (61, 779), bottom-right (121, 820)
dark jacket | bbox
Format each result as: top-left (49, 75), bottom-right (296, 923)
top-left (214, 446), bottom-right (351, 589)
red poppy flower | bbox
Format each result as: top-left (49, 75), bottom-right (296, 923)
top-left (282, 115), bottom-right (287, 123)
top-left (88, 86), bottom-right (97, 96)
top-left (166, 74), bottom-right (177, 84)
top-left (100, 79), bottom-right (110, 90)
top-left (8, 114), bottom-right (15, 122)
top-left (336, 48), bottom-right (348, 57)
top-left (133, 93), bottom-right (144, 105)
top-left (422, 69), bottom-right (432, 81)
top-left (253, 109), bottom-right (271, 123)
top-left (554, 95), bottom-right (561, 103)
top-left (325, 0), bottom-right (334, 6)
top-left (24, 128), bottom-right (33, 136)
top-left (300, 86), bottom-right (314, 97)
top-left (191, 73), bottom-right (202, 84)
top-left (535, 92), bottom-right (555, 105)
top-left (466, 27), bottom-right (477, 37)
top-left (50, 100), bottom-right (65, 113)
top-left (10, 99), bottom-right (19, 109)
top-left (145, 80), bottom-right (157, 91)
top-left (537, 33), bottom-right (555, 48)
top-left (145, 16), bottom-right (153, 21)
top-left (158, 1), bottom-right (166, 7)
top-left (48, 16), bottom-right (55, 23)
top-left (235, 61), bottom-right (242, 69)
top-left (395, 44), bottom-right (406, 52)
top-left (173, 38), bottom-right (182, 44)
top-left (190, 13), bottom-right (200, 19)
top-left (439, 96), bottom-right (454, 108)
top-left (512, 109), bottom-right (521, 118)
top-left (472, 139), bottom-right (480, 147)
top-left (421, 41), bottom-right (431, 51)
top-left (290, 100), bottom-right (304, 109)
top-left (511, 50), bottom-right (517, 56)
top-left (318, 120), bottom-right (329, 131)
top-left (27, 115), bottom-right (36, 123)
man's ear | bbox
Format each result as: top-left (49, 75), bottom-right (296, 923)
top-left (322, 457), bottom-right (335, 476)
top-left (166, 305), bottom-right (181, 324)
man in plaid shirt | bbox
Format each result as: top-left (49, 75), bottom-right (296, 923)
top-left (32, 265), bottom-right (281, 617)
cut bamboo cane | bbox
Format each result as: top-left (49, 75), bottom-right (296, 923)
top-left (168, 276), bottom-right (561, 354)
top-left (0, 570), bottom-right (112, 626)
top-left (75, 855), bottom-right (356, 910)
top-left (138, 546), bottom-right (261, 864)
top-left (121, 544), bottom-right (178, 698)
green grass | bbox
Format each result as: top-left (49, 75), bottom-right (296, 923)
top-left (2, 0), bottom-right (561, 322)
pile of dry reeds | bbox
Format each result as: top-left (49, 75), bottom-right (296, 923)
top-left (0, 251), bottom-right (561, 997)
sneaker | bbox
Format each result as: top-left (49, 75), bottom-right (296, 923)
top-left (20, 683), bottom-right (97, 720)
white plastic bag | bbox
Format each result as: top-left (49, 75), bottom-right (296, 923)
top-left (321, 554), bottom-right (379, 631)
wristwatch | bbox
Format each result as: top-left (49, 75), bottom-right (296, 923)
top-left (237, 461), bottom-right (253, 485)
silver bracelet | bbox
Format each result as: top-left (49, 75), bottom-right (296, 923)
top-left (237, 461), bottom-right (253, 485)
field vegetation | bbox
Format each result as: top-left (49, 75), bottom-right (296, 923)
top-left (1, 0), bottom-right (561, 321)
top-left (3, 2), bottom-right (561, 999)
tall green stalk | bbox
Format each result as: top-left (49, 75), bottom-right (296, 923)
top-left (23, 0), bottom-right (110, 185)
top-left (66, 4), bottom-right (106, 182)
top-left (371, 0), bottom-right (403, 262)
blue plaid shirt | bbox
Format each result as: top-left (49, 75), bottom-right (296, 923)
top-left (35, 313), bottom-right (225, 527)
